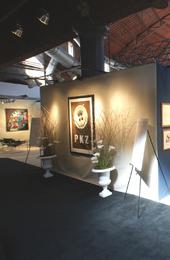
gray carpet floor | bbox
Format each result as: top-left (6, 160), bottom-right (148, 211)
top-left (0, 158), bottom-right (170, 260)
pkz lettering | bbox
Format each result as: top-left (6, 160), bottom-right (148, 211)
top-left (74, 134), bottom-right (89, 144)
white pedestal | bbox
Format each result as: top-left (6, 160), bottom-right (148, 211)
top-left (92, 166), bottom-right (115, 198)
top-left (39, 155), bottom-right (56, 178)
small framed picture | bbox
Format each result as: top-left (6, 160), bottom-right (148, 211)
top-left (163, 128), bottom-right (170, 150)
top-left (68, 95), bottom-right (95, 155)
top-left (161, 103), bottom-right (170, 127)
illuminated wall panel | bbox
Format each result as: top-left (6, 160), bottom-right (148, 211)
top-left (41, 63), bottom-right (158, 201)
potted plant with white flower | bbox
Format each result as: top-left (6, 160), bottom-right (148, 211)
top-left (91, 109), bottom-right (135, 198)
top-left (91, 139), bottom-right (116, 198)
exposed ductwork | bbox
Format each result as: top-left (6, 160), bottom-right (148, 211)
top-left (46, 47), bottom-right (79, 68)
top-left (45, 57), bottom-right (65, 83)
top-left (0, 40), bottom-right (125, 88)
top-left (45, 47), bottom-right (81, 82)
top-left (104, 57), bottom-right (126, 71)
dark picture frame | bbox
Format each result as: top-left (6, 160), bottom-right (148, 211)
top-left (163, 128), bottom-right (170, 150)
top-left (161, 102), bottom-right (170, 127)
top-left (5, 108), bottom-right (29, 132)
top-left (68, 95), bottom-right (95, 155)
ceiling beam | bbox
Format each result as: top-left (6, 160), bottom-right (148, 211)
top-left (0, 0), bottom-right (168, 67)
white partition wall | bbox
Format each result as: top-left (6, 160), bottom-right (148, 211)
top-left (41, 63), bottom-right (158, 200)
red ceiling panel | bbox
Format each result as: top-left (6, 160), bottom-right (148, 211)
top-left (107, 6), bottom-right (170, 65)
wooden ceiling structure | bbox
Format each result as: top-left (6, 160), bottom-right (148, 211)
top-left (0, 0), bottom-right (168, 68)
top-left (108, 4), bottom-right (170, 66)
top-left (0, 0), bottom-right (169, 87)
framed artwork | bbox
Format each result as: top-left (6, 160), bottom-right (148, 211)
top-left (163, 128), bottom-right (170, 150)
top-left (68, 95), bottom-right (95, 155)
top-left (161, 103), bottom-right (170, 127)
top-left (5, 108), bottom-right (29, 132)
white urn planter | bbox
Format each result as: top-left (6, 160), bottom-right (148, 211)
top-left (39, 155), bottom-right (56, 178)
top-left (92, 166), bottom-right (115, 198)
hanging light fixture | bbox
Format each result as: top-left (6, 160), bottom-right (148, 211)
top-left (37, 10), bottom-right (50, 26)
top-left (11, 24), bottom-right (23, 38)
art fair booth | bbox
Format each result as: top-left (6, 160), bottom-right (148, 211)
top-left (0, 82), bottom-right (40, 146)
top-left (0, 100), bottom-right (40, 145)
top-left (41, 63), bottom-right (170, 203)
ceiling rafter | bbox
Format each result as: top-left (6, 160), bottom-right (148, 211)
top-left (135, 11), bottom-right (145, 28)
top-left (155, 39), bottom-right (170, 58)
top-left (114, 39), bottom-right (170, 66)
top-left (115, 11), bottom-right (170, 58)
top-left (108, 23), bottom-right (129, 49)
top-left (149, 8), bottom-right (169, 39)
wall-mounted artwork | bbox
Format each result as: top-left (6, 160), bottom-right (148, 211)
top-left (163, 128), bottom-right (170, 150)
top-left (68, 95), bottom-right (95, 155)
top-left (161, 103), bottom-right (170, 127)
top-left (5, 109), bottom-right (29, 132)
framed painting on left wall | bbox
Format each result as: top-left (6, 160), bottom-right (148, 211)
top-left (5, 108), bottom-right (29, 132)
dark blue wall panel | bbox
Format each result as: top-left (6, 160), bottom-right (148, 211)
top-left (157, 63), bottom-right (170, 199)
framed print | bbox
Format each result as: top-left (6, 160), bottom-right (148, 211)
top-left (5, 108), bottom-right (29, 132)
top-left (162, 103), bottom-right (170, 127)
top-left (68, 95), bottom-right (95, 155)
top-left (163, 128), bottom-right (170, 150)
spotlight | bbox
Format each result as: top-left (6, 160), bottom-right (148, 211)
top-left (72, 75), bottom-right (77, 80)
top-left (11, 24), bottom-right (23, 38)
top-left (37, 10), bottom-right (49, 26)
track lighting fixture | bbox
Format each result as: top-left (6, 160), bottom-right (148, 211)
top-left (11, 24), bottom-right (23, 38)
top-left (37, 10), bottom-right (49, 26)
top-left (0, 98), bottom-right (15, 104)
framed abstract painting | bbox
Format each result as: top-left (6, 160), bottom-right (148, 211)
top-left (68, 95), bottom-right (95, 155)
top-left (5, 108), bottom-right (29, 132)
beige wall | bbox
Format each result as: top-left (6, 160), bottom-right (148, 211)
top-left (41, 63), bottom-right (158, 200)
top-left (0, 100), bottom-right (40, 141)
